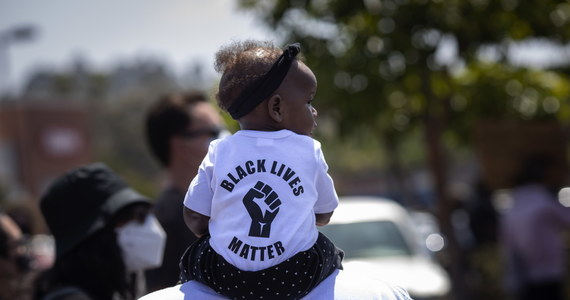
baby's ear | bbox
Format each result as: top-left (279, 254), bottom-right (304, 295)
top-left (268, 94), bottom-right (283, 122)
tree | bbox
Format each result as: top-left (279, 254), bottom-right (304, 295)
top-left (237, 0), bottom-right (570, 298)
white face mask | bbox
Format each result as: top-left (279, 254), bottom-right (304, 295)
top-left (116, 215), bottom-right (166, 272)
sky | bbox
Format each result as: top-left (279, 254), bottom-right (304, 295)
top-left (2, 0), bottom-right (568, 95)
top-left (0, 0), bottom-right (275, 93)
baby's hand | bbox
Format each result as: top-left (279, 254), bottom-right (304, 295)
top-left (315, 211), bottom-right (334, 226)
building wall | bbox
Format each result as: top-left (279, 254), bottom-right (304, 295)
top-left (0, 100), bottom-right (92, 199)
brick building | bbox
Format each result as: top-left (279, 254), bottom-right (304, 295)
top-left (0, 100), bottom-right (92, 199)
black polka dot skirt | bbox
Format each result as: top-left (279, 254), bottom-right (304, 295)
top-left (179, 232), bottom-right (344, 300)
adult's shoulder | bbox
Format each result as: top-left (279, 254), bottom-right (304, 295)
top-left (138, 270), bottom-right (413, 300)
top-left (138, 282), bottom-right (225, 300)
top-left (304, 269), bottom-right (413, 300)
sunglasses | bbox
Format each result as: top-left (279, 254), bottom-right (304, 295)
top-left (178, 127), bottom-right (223, 139)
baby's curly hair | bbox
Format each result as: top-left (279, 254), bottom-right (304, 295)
top-left (214, 40), bottom-right (303, 112)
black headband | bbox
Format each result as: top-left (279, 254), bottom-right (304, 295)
top-left (228, 43), bottom-right (301, 120)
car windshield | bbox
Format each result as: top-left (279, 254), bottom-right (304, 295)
top-left (319, 221), bottom-right (412, 259)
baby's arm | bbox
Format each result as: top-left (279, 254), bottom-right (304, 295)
top-left (315, 211), bottom-right (334, 226)
top-left (183, 206), bottom-right (210, 237)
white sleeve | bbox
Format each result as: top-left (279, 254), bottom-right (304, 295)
top-left (183, 144), bottom-right (215, 217)
top-left (313, 146), bottom-right (339, 214)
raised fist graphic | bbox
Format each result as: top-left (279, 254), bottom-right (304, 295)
top-left (243, 181), bottom-right (282, 237)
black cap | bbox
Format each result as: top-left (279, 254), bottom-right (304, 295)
top-left (40, 162), bottom-right (151, 257)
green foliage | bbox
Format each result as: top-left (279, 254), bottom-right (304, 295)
top-left (235, 3), bottom-right (570, 296)
top-left (237, 0), bottom-right (570, 152)
top-left (456, 63), bottom-right (570, 118)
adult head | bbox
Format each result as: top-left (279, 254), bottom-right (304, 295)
top-left (144, 92), bottom-right (227, 291)
top-left (146, 92), bottom-right (225, 166)
top-left (34, 162), bottom-right (166, 300)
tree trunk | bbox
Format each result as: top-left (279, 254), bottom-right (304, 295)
top-left (421, 67), bottom-right (470, 300)
top-left (424, 116), bottom-right (470, 300)
top-left (385, 135), bottom-right (414, 207)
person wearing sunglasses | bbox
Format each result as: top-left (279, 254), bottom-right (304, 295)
top-left (144, 91), bottom-right (227, 292)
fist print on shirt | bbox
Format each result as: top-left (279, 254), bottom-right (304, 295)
top-left (243, 181), bottom-right (282, 238)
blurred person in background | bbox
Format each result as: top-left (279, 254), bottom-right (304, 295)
top-left (144, 91), bottom-right (226, 291)
top-left (5, 199), bottom-right (47, 239)
top-left (4, 199), bottom-right (55, 273)
top-left (0, 211), bottom-right (34, 300)
top-left (500, 155), bottom-right (570, 300)
top-left (33, 163), bottom-right (166, 300)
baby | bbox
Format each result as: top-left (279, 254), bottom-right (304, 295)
top-left (181, 40), bottom-right (343, 300)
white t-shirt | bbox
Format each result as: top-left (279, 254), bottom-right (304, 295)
top-left (184, 129), bottom-right (339, 271)
top-left (138, 269), bottom-right (414, 300)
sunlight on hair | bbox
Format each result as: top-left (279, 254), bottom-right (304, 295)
top-left (558, 187), bottom-right (570, 207)
top-left (255, 49), bottom-right (267, 57)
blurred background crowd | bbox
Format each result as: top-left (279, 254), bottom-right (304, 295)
top-left (1, 0), bottom-right (570, 299)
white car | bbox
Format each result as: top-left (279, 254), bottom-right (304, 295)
top-left (319, 196), bottom-right (451, 299)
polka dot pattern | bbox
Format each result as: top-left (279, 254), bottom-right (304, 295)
top-left (179, 233), bottom-right (344, 300)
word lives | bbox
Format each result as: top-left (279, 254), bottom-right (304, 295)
top-left (220, 159), bottom-right (304, 196)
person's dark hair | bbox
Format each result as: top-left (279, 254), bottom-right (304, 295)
top-left (33, 203), bottom-right (151, 300)
top-left (514, 153), bottom-right (554, 186)
top-left (214, 40), bottom-right (304, 112)
top-left (145, 92), bottom-right (208, 166)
